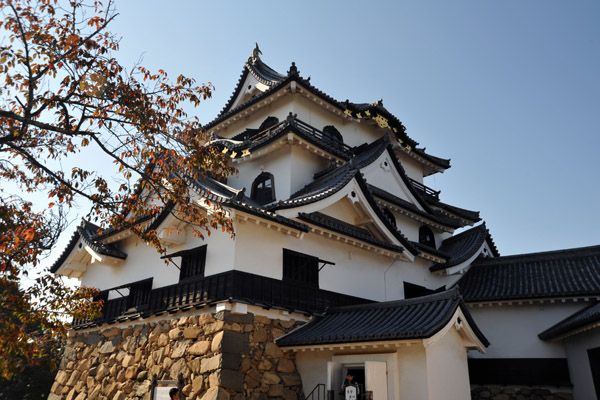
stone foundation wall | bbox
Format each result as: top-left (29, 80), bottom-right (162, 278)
top-left (48, 310), bottom-right (305, 400)
top-left (471, 386), bottom-right (573, 400)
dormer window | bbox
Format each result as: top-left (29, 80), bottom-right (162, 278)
top-left (419, 226), bottom-right (435, 248)
top-left (322, 125), bottom-right (343, 148)
top-left (251, 172), bottom-right (275, 204)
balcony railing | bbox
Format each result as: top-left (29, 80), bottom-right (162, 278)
top-left (408, 178), bottom-right (440, 200)
top-left (74, 270), bottom-right (372, 327)
top-left (233, 114), bottom-right (353, 155)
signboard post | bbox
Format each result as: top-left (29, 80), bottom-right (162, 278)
top-left (344, 385), bottom-right (357, 400)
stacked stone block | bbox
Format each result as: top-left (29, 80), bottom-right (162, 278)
top-left (48, 310), bottom-right (304, 400)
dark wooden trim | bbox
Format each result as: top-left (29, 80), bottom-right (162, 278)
top-left (74, 270), bottom-right (372, 327)
top-left (468, 358), bottom-right (572, 386)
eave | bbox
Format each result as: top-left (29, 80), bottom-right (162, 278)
top-left (298, 216), bottom-right (410, 262)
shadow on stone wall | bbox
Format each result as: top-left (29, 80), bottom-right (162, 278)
top-left (48, 310), bottom-right (305, 400)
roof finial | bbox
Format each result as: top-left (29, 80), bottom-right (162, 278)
top-left (251, 42), bottom-right (262, 64)
top-left (287, 61), bottom-right (298, 76)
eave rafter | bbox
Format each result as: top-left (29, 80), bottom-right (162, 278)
top-left (375, 198), bottom-right (454, 233)
top-left (302, 222), bottom-right (410, 262)
top-left (234, 212), bottom-right (305, 239)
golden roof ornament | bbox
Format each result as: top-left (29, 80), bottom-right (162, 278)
top-left (251, 42), bottom-right (262, 64)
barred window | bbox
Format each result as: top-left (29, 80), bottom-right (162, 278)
top-left (283, 249), bottom-right (319, 287)
top-left (179, 245), bottom-right (207, 281)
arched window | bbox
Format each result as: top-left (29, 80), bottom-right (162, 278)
top-left (322, 125), bottom-right (343, 148)
top-left (251, 172), bottom-right (275, 204)
top-left (419, 226), bottom-right (435, 248)
top-left (382, 208), bottom-right (396, 228)
top-left (258, 116), bottom-right (279, 132)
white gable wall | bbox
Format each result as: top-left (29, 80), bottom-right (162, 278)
top-left (228, 146), bottom-right (293, 202)
top-left (361, 151), bottom-right (425, 210)
top-left (426, 327), bottom-right (472, 400)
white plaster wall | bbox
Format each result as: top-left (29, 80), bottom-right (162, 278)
top-left (564, 327), bottom-right (600, 400)
top-left (361, 152), bottom-right (423, 208)
top-left (212, 97), bottom-right (294, 139)
top-left (426, 328), bottom-right (471, 400)
top-left (397, 345), bottom-right (429, 400)
top-left (289, 145), bottom-right (330, 196)
top-left (290, 96), bottom-right (380, 148)
top-left (389, 211), bottom-right (423, 244)
top-left (398, 154), bottom-right (425, 183)
top-left (467, 303), bottom-right (584, 358)
top-left (79, 226), bottom-right (235, 291)
top-left (233, 217), bottom-right (446, 302)
top-left (294, 350), bottom-right (334, 397)
top-left (227, 145), bottom-right (292, 202)
top-left (80, 236), bottom-right (178, 291)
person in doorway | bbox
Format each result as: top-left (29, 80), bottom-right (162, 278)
top-left (169, 388), bottom-right (179, 400)
top-left (342, 373), bottom-right (359, 393)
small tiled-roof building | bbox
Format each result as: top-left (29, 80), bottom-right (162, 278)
top-left (49, 47), bottom-right (599, 400)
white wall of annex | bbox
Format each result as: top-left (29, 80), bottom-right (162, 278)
top-left (426, 328), bottom-right (471, 400)
top-left (467, 303), bottom-right (584, 358)
top-left (294, 350), bottom-right (333, 397)
top-left (397, 345), bottom-right (429, 400)
top-left (564, 327), bottom-right (600, 400)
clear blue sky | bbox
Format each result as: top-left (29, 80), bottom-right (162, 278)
top-left (100, 1), bottom-right (599, 256)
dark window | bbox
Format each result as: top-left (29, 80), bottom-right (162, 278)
top-left (589, 347), bottom-right (600, 399)
top-left (404, 282), bottom-right (445, 299)
top-left (419, 226), bottom-right (435, 248)
top-left (283, 249), bottom-right (319, 287)
top-left (179, 245), bottom-right (207, 281)
top-left (322, 125), bottom-right (343, 148)
top-left (251, 172), bottom-right (275, 204)
top-left (126, 279), bottom-right (152, 310)
top-left (382, 208), bottom-right (396, 228)
top-left (468, 358), bottom-right (571, 386)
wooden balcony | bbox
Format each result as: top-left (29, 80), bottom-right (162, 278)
top-left (73, 270), bottom-right (372, 328)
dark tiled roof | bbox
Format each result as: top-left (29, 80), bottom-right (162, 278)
top-left (411, 241), bottom-right (451, 259)
top-left (298, 212), bottom-right (406, 254)
top-left (270, 138), bottom-right (418, 255)
top-left (420, 193), bottom-right (481, 224)
top-left (229, 199), bottom-right (310, 233)
top-left (276, 288), bottom-right (488, 347)
top-left (216, 54), bottom-right (286, 118)
top-left (368, 184), bottom-right (463, 229)
top-left (184, 172), bottom-right (310, 232)
top-left (430, 224), bottom-right (498, 272)
top-left (204, 53), bottom-right (449, 172)
top-left (50, 220), bottom-right (127, 273)
top-left (539, 302), bottom-right (600, 341)
top-left (458, 245), bottom-right (600, 302)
